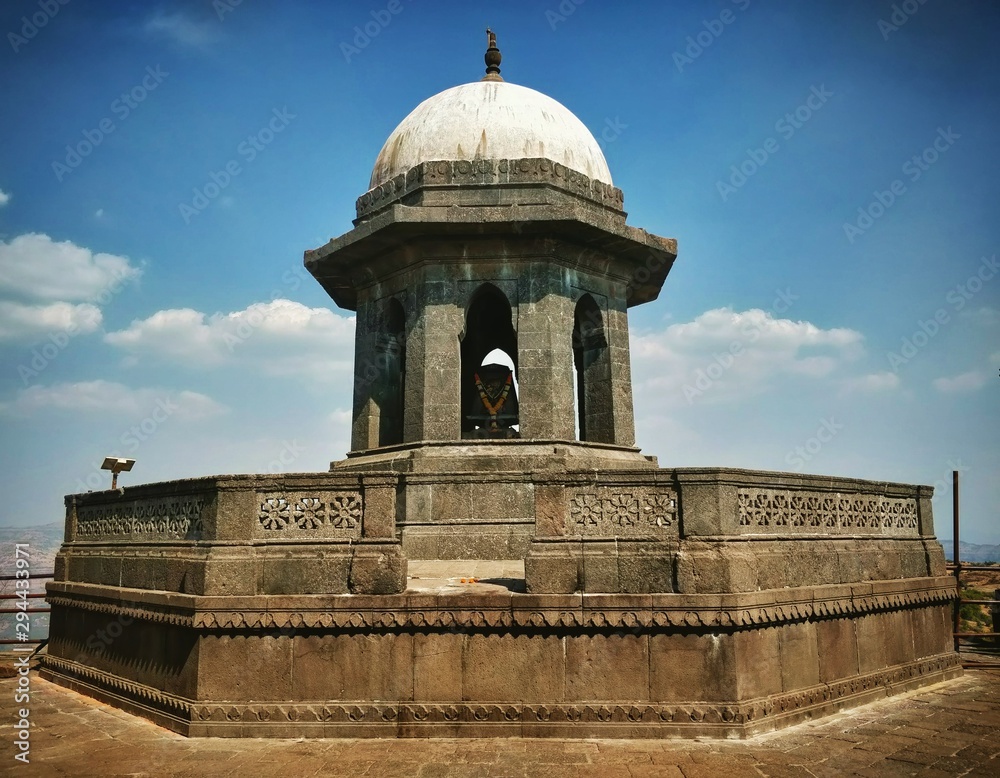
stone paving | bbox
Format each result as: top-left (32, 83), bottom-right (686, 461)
top-left (0, 667), bottom-right (996, 777)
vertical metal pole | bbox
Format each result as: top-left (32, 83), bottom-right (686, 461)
top-left (953, 469), bottom-right (961, 651)
top-left (111, 471), bottom-right (118, 490)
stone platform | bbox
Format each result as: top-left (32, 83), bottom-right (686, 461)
top-left (40, 466), bottom-right (961, 738)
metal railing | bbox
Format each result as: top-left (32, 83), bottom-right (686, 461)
top-left (0, 572), bottom-right (53, 646)
top-left (949, 470), bottom-right (999, 668)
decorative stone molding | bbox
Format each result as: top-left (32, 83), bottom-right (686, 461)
top-left (46, 594), bottom-right (195, 628)
top-left (736, 488), bottom-right (918, 536)
top-left (256, 492), bottom-right (363, 536)
top-left (41, 655), bottom-right (192, 717)
top-left (47, 577), bottom-right (955, 633)
top-left (75, 496), bottom-right (205, 540)
top-left (355, 158), bottom-right (625, 220)
top-left (40, 652), bottom-right (960, 734)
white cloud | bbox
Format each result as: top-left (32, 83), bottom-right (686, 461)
top-left (630, 307), bottom-right (864, 406)
top-left (0, 233), bottom-right (141, 303)
top-left (328, 408), bottom-right (352, 426)
top-left (0, 301), bottom-right (102, 342)
top-left (932, 370), bottom-right (987, 394)
top-left (144, 11), bottom-right (217, 48)
top-left (0, 189), bottom-right (10, 207)
top-left (1, 380), bottom-right (227, 420)
top-left (841, 371), bottom-right (900, 394)
top-left (960, 306), bottom-right (999, 328)
top-left (105, 299), bottom-right (356, 381)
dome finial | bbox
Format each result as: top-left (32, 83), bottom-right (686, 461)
top-left (483, 28), bottom-right (503, 82)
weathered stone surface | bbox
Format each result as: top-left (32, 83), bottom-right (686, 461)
top-left (348, 544), bottom-right (408, 594)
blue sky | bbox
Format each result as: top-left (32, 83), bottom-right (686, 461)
top-left (0, 1), bottom-right (997, 544)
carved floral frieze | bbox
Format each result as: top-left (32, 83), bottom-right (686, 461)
top-left (737, 489), bottom-right (918, 535)
top-left (568, 488), bottom-right (677, 536)
top-left (257, 492), bottom-right (363, 536)
top-left (75, 496), bottom-right (205, 539)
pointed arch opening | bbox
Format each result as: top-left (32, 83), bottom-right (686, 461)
top-left (573, 294), bottom-right (613, 443)
top-left (460, 283), bottom-right (520, 438)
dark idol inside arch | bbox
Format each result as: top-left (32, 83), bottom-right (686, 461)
top-left (465, 362), bottom-right (520, 438)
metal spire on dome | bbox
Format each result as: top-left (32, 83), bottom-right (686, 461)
top-left (483, 28), bottom-right (503, 82)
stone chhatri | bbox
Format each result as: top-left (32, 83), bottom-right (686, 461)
top-left (41, 32), bottom-right (959, 738)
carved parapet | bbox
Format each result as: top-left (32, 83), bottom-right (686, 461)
top-left (354, 158), bottom-right (626, 221)
top-left (526, 467), bottom-right (944, 594)
top-left (57, 473), bottom-right (407, 595)
top-left (526, 471), bottom-right (680, 594)
top-left (672, 468), bottom-right (934, 538)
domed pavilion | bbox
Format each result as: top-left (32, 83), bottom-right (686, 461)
top-left (42, 32), bottom-right (960, 739)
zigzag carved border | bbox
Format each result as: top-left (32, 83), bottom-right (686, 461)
top-left (46, 582), bottom-right (955, 632)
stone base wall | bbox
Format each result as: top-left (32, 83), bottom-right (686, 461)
top-left (41, 577), bottom-right (959, 738)
top-left (44, 464), bottom-right (959, 738)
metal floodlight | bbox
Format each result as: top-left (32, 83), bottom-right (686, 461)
top-left (101, 457), bottom-right (135, 489)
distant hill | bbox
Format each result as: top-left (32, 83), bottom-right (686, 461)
top-left (0, 522), bottom-right (62, 648)
top-left (0, 522), bottom-right (63, 576)
top-left (940, 540), bottom-right (1000, 564)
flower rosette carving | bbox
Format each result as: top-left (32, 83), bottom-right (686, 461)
top-left (749, 491), bottom-right (770, 526)
top-left (838, 497), bottom-right (855, 527)
top-left (737, 490), bottom-right (751, 526)
top-left (642, 492), bottom-right (677, 528)
top-left (571, 494), bottom-right (600, 527)
top-left (820, 495), bottom-right (837, 528)
top-left (789, 494), bottom-right (807, 527)
top-left (771, 492), bottom-right (789, 526)
top-left (606, 494), bottom-right (639, 528)
top-left (293, 497), bottom-right (326, 530)
top-left (258, 497), bottom-right (290, 530)
top-left (329, 493), bottom-right (362, 529)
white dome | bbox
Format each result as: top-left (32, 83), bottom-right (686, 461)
top-left (369, 80), bottom-right (613, 189)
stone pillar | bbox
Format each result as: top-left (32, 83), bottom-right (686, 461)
top-left (517, 268), bottom-right (575, 439)
top-left (351, 301), bottom-right (380, 451)
top-left (349, 474), bottom-right (407, 594)
top-left (606, 297), bottom-right (636, 447)
top-left (404, 285), bottom-right (462, 442)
